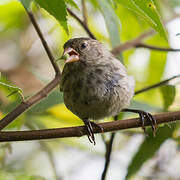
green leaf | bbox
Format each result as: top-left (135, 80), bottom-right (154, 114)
top-left (126, 124), bottom-right (176, 179)
top-left (115, 0), bottom-right (167, 40)
top-left (97, 0), bottom-right (121, 48)
top-left (160, 85), bottom-right (176, 110)
top-left (35, 0), bottom-right (68, 34)
top-left (0, 81), bottom-right (24, 101)
top-left (19, 0), bottom-right (32, 10)
top-left (176, 33), bottom-right (180, 36)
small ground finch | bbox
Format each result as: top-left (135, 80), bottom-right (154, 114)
top-left (60, 38), bottom-right (156, 144)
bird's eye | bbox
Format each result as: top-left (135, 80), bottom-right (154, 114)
top-left (80, 42), bottom-right (88, 49)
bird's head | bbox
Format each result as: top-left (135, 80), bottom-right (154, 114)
top-left (63, 38), bottom-right (109, 64)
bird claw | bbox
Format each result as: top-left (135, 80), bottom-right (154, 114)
top-left (90, 121), bottom-right (104, 133)
top-left (84, 120), bottom-right (96, 145)
top-left (122, 108), bottom-right (157, 136)
top-left (137, 110), bottom-right (157, 136)
top-left (83, 120), bottom-right (104, 145)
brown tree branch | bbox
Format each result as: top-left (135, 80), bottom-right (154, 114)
top-left (136, 43), bottom-right (180, 52)
top-left (27, 11), bottom-right (60, 74)
top-left (111, 32), bottom-right (180, 56)
top-left (111, 30), bottom-right (155, 56)
top-left (0, 111), bottom-right (179, 142)
top-left (0, 11), bottom-right (61, 130)
top-left (67, 8), bottom-right (96, 40)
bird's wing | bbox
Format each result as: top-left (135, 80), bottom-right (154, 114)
top-left (59, 65), bottom-right (69, 92)
top-left (59, 81), bottom-right (63, 92)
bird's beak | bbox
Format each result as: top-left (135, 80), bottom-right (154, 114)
top-left (63, 47), bottom-right (79, 63)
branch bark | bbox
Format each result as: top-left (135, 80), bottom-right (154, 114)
top-left (0, 111), bottom-right (179, 142)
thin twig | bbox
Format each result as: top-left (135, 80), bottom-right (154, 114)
top-left (101, 116), bottom-right (118, 180)
top-left (0, 11), bottom-right (61, 130)
top-left (27, 11), bottom-right (60, 74)
top-left (67, 8), bottom-right (96, 40)
top-left (136, 43), bottom-right (180, 52)
top-left (0, 111), bottom-right (179, 142)
top-left (135, 74), bottom-right (180, 95)
top-left (111, 30), bottom-right (155, 56)
top-left (82, 0), bottom-right (88, 26)
top-left (101, 133), bottom-right (115, 180)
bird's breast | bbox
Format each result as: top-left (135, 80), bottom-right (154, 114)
top-left (62, 65), bottom-right (133, 120)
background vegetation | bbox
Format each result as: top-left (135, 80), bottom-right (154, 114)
top-left (0, 0), bottom-right (180, 179)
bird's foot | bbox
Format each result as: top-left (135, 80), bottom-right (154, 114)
top-left (90, 121), bottom-right (104, 133)
top-left (136, 110), bottom-right (157, 136)
top-left (83, 120), bottom-right (104, 145)
top-left (122, 108), bottom-right (157, 136)
top-left (84, 120), bottom-right (96, 145)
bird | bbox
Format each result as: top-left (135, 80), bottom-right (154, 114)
top-left (60, 37), bottom-right (157, 144)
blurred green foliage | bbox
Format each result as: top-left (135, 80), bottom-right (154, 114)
top-left (0, 0), bottom-right (180, 179)
top-left (126, 124), bottom-right (176, 179)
